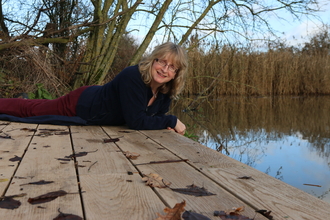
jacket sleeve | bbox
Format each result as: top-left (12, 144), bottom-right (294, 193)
top-left (115, 67), bottom-right (177, 130)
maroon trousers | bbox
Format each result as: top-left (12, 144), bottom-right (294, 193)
top-left (0, 86), bottom-right (89, 117)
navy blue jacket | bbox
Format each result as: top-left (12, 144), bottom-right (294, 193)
top-left (76, 65), bottom-right (177, 129)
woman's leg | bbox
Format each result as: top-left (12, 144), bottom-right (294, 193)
top-left (0, 86), bottom-right (89, 117)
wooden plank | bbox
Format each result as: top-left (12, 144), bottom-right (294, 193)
top-left (70, 125), bottom-right (167, 220)
top-left (102, 126), bottom-right (268, 220)
top-left (101, 127), bottom-right (181, 164)
top-left (0, 124), bottom-right (83, 220)
top-left (0, 122), bottom-right (37, 196)
top-left (140, 129), bottom-right (330, 220)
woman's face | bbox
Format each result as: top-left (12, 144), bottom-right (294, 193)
top-left (151, 55), bottom-right (177, 87)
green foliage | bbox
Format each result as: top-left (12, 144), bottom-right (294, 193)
top-left (28, 83), bottom-right (53, 100)
top-left (184, 124), bottom-right (198, 141)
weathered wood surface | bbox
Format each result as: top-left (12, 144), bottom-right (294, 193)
top-left (0, 121), bottom-right (329, 220)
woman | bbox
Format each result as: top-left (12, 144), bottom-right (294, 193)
top-left (0, 42), bottom-right (187, 135)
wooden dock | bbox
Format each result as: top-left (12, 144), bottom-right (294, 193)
top-left (0, 121), bottom-right (329, 220)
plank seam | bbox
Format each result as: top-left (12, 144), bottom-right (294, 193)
top-left (69, 125), bottom-right (87, 220)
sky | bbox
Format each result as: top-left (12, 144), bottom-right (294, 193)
top-left (263, 0), bottom-right (330, 46)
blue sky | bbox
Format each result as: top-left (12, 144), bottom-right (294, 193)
top-left (268, 0), bottom-right (330, 46)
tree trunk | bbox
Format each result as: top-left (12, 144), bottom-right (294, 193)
top-left (74, 0), bottom-right (142, 88)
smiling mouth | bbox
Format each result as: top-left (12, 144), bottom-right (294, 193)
top-left (157, 71), bottom-right (167, 78)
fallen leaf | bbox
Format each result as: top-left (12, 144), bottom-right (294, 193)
top-left (28, 190), bottom-right (67, 204)
top-left (0, 179), bottom-right (9, 182)
top-left (256, 210), bottom-right (273, 219)
top-left (155, 200), bottom-right (186, 220)
top-left (0, 193), bottom-right (26, 210)
top-left (118, 130), bottom-right (132, 133)
top-left (56, 158), bottom-right (71, 162)
top-left (182, 210), bottom-right (211, 220)
top-left (171, 184), bottom-right (216, 197)
top-left (9, 155), bottom-right (22, 162)
top-left (64, 149), bottom-right (98, 159)
top-left (20, 180), bottom-right (54, 186)
top-left (39, 128), bottom-right (66, 132)
top-left (103, 138), bottom-right (120, 143)
top-left (214, 207), bottom-right (251, 220)
top-left (0, 134), bottom-right (11, 139)
top-left (53, 208), bottom-right (83, 220)
top-left (227, 206), bottom-right (245, 215)
top-left (36, 129), bottom-right (70, 137)
top-left (142, 173), bottom-right (171, 188)
top-left (0, 197), bottom-right (21, 209)
top-left (20, 128), bottom-right (37, 132)
top-left (237, 176), bottom-right (255, 180)
top-left (123, 151), bottom-right (140, 159)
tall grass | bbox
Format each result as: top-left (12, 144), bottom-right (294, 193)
top-left (183, 45), bottom-right (330, 97)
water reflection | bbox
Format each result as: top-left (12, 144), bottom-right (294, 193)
top-left (171, 96), bottom-right (330, 203)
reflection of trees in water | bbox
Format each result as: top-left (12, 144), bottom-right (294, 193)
top-left (265, 166), bottom-right (284, 181)
top-left (172, 96), bottom-right (330, 162)
top-left (303, 133), bottom-right (330, 159)
top-left (317, 189), bottom-right (330, 201)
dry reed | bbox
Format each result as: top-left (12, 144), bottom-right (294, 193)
top-left (183, 46), bottom-right (330, 97)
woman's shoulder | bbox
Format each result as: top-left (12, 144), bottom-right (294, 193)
top-left (118, 65), bottom-right (140, 78)
top-left (111, 65), bottom-right (144, 87)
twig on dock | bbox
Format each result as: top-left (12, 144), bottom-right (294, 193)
top-left (88, 161), bottom-right (98, 172)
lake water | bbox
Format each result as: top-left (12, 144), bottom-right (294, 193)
top-left (171, 96), bottom-right (330, 204)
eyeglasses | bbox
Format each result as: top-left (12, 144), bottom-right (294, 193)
top-left (155, 59), bottom-right (178, 73)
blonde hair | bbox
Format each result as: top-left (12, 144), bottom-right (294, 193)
top-left (139, 42), bottom-right (188, 98)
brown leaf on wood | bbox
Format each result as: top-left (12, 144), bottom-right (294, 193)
top-left (256, 210), bottom-right (273, 219)
top-left (20, 180), bottom-right (54, 186)
top-left (123, 151), bottom-right (140, 159)
top-left (103, 138), bottom-right (120, 143)
top-left (56, 158), bottom-right (71, 162)
top-left (53, 208), bottom-right (83, 220)
top-left (39, 129), bottom-right (66, 132)
top-left (0, 197), bottom-right (21, 209)
top-left (237, 176), bottom-right (255, 180)
top-left (227, 206), bottom-right (245, 215)
top-left (9, 155), bottom-right (22, 162)
top-left (0, 193), bottom-right (26, 210)
top-left (214, 207), bottom-right (252, 220)
top-left (64, 149), bottom-right (98, 159)
top-left (20, 128), bottom-right (37, 132)
top-left (155, 200), bottom-right (186, 220)
top-left (142, 173), bottom-right (171, 188)
top-left (28, 190), bottom-right (67, 204)
top-left (36, 129), bottom-right (70, 137)
top-left (0, 134), bottom-right (11, 139)
top-left (171, 184), bottom-right (216, 197)
top-left (118, 130), bottom-right (133, 133)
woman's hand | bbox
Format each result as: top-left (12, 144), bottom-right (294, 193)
top-left (167, 119), bottom-right (186, 135)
